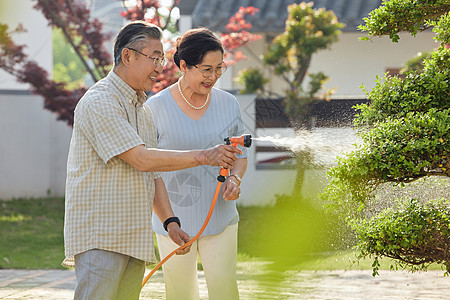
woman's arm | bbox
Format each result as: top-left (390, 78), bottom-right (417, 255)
top-left (221, 157), bottom-right (248, 201)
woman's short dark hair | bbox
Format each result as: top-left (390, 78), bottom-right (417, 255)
top-left (113, 21), bottom-right (163, 66)
top-left (174, 28), bottom-right (224, 68)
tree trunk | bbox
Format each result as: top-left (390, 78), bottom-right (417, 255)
top-left (292, 148), bottom-right (313, 197)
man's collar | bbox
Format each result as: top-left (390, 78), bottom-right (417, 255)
top-left (108, 70), bottom-right (147, 106)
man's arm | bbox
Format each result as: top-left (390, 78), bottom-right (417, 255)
top-left (153, 178), bottom-right (190, 255)
top-left (118, 144), bottom-right (242, 172)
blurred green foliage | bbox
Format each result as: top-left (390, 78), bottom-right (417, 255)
top-left (400, 51), bottom-right (431, 74)
top-left (53, 27), bottom-right (87, 89)
top-left (238, 192), bottom-right (350, 271)
top-left (234, 68), bottom-right (267, 95)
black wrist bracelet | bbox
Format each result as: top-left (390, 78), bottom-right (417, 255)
top-left (163, 217), bottom-right (181, 232)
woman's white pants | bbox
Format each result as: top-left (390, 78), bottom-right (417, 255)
top-left (156, 223), bottom-right (239, 300)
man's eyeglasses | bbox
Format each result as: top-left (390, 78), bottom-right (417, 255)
top-left (193, 63), bottom-right (228, 78)
top-left (127, 47), bottom-right (168, 67)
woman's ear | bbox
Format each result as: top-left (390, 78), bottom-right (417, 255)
top-left (179, 59), bottom-right (188, 73)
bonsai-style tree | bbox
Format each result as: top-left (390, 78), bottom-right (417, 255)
top-left (0, 0), bottom-right (260, 126)
top-left (238, 2), bottom-right (344, 125)
top-left (321, 0), bottom-right (450, 275)
top-left (263, 2), bottom-right (344, 127)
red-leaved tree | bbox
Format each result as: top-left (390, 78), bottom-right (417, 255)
top-left (0, 0), bottom-right (260, 126)
top-left (120, 0), bottom-right (180, 92)
top-left (121, 2), bottom-right (261, 88)
top-left (220, 6), bottom-right (261, 64)
top-left (0, 0), bottom-right (112, 125)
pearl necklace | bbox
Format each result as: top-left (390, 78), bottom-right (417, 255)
top-left (177, 79), bottom-right (210, 110)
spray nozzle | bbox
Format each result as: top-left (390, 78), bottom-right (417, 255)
top-left (217, 134), bottom-right (252, 182)
top-left (224, 134), bottom-right (252, 148)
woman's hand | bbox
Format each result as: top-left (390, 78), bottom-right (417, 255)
top-left (221, 176), bottom-right (241, 201)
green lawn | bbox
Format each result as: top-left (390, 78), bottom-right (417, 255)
top-left (2, 197), bottom-right (443, 274)
top-left (0, 197), bottom-right (66, 269)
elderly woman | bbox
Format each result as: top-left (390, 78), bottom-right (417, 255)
top-left (146, 28), bottom-right (247, 300)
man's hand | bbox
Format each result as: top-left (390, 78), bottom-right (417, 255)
top-left (203, 145), bottom-right (243, 169)
top-left (167, 223), bottom-right (191, 255)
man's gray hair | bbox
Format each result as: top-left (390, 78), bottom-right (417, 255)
top-left (113, 21), bottom-right (163, 66)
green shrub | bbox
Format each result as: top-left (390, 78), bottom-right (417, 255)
top-left (322, 49), bottom-right (450, 212)
top-left (350, 198), bottom-right (450, 276)
top-left (355, 49), bottom-right (450, 126)
top-left (358, 0), bottom-right (450, 43)
top-left (235, 68), bottom-right (267, 95)
top-left (321, 0), bottom-right (450, 275)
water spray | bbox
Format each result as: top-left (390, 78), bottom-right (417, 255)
top-left (142, 134), bottom-right (252, 288)
top-left (252, 129), bottom-right (361, 165)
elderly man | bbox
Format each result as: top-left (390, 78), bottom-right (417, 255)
top-left (63, 21), bottom-right (241, 300)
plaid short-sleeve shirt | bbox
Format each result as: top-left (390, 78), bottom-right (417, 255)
top-left (63, 71), bottom-right (159, 267)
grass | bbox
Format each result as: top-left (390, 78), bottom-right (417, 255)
top-left (0, 197), bottom-right (445, 275)
top-left (0, 197), bottom-right (66, 269)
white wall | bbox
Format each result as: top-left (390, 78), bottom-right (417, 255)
top-left (0, 92), bottom-right (72, 199)
top-left (233, 31), bottom-right (438, 97)
top-left (0, 0), bottom-right (72, 200)
top-left (179, 15), bottom-right (192, 34)
top-left (310, 31), bottom-right (438, 96)
top-left (236, 94), bottom-right (296, 206)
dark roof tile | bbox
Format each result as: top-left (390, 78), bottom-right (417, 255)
top-left (189, 0), bottom-right (383, 32)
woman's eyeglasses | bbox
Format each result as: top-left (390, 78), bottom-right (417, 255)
top-left (193, 62), bottom-right (228, 78)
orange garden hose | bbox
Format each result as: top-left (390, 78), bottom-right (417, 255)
top-left (142, 180), bottom-right (224, 287)
top-left (142, 181), bottom-right (222, 287)
top-left (142, 134), bottom-right (251, 288)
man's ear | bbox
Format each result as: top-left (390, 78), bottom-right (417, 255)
top-left (121, 48), bottom-right (134, 66)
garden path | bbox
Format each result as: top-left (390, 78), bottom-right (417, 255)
top-left (0, 264), bottom-right (449, 299)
